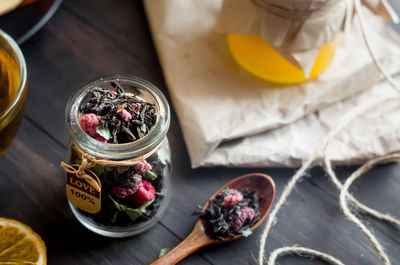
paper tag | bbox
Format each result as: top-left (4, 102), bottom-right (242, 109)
top-left (66, 166), bottom-right (101, 214)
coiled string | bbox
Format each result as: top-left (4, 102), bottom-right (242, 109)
top-left (258, 0), bottom-right (400, 264)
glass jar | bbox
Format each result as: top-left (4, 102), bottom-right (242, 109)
top-left (227, 34), bottom-right (340, 85)
top-left (65, 75), bottom-right (171, 237)
top-left (224, 0), bottom-right (343, 85)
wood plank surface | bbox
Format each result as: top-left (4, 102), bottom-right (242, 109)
top-left (0, 0), bottom-right (399, 265)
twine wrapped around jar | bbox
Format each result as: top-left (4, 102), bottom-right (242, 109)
top-left (215, 0), bottom-right (398, 77)
top-left (60, 141), bottom-right (161, 193)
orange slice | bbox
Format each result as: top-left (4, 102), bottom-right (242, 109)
top-left (0, 0), bottom-right (23, 15)
top-left (0, 217), bottom-right (47, 265)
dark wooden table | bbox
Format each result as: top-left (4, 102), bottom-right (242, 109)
top-left (1, 1), bottom-right (400, 264)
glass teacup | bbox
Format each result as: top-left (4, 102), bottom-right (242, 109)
top-left (0, 30), bottom-right (27, 156)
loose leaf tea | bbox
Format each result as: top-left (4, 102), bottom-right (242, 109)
top-left (158, 248), bottom-right (170, 258)
top-left (96, 125), bottom-right (112, 140)
top-left (68, 82), bottom-right (169, 228)
top-left (241, 227), bottom-right (253, 237)
top-left (196, 188), bottom-right (260, 240)
top-left (70, 145), bottom-right (169, 227)
top-left (110, 195), bottom-right (155, 222)
top-left (80, 81), bottom-right (157, 144)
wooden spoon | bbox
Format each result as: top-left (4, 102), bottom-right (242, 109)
top-left (150, 173), bottom-right (275, 265)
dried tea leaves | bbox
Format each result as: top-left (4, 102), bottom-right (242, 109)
top-left (80, 81), bottom-right (157, 144)
top-left (196, 189), bottom-right (260, 240)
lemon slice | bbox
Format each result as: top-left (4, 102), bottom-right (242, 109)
top-left (0, 218), bottom-right (46, 265)
top-left (0, 0), bottom-right (23, 16)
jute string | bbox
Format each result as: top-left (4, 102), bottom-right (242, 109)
top-left (60, 142), bottom-right (159, 192)
top-left (258, 0), bottom-right (400, 264)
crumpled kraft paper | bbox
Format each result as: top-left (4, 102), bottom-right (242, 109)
top-left (201, 77), bottom-right (400, 167)
top-left (144, 0), bottom-right (400, 168)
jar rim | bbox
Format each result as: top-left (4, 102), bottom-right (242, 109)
top-left (65, 75), bottom-right (170, 160)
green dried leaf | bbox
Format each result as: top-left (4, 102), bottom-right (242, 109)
top-left (241, 228), bottom-right (252, 237)
top-left (235, 208), bottom-right (242, 216)
top-left (111, 212), bottom-right (118, 224)
top-left (109, 195), bottom-right (155, 222)
top-left (96, 125), bottom-right (112, 140)
top-left (213, 225), bottom-right (222, 233)
top-left (91, 164), bottom-right (105, 177)
top-left (158, 248), bottom-right (170, 258)
top-left (146, 170), bottom-right (158, 181)
top-left (140, 123), bottom-right (147, 133)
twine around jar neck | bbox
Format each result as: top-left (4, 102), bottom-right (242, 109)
top-left (251, 0), bottom-right (338, 19)
top-left (60, 141), bottom-right (161, 192)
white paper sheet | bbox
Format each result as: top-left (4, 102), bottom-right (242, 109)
top-left (144, 0), bottom-right (400, 168)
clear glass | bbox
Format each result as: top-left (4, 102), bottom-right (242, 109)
top-left (0, 29), bottom-right (27, 156)
top-left (65, 75), bottom-right (171, 237)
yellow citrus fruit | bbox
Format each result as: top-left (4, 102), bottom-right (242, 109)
top-left (0, 0), bottom-right (23, 15)
top-left (0, 217), bottom-right (47, 265)
top-left (227, 34), bottom-right (340, 85)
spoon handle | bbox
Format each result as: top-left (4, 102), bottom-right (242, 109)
top-left (149, 225), bottom-right (212, 265)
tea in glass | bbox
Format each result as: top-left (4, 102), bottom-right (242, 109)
top-left (0, 30), bottom-right (27, 156)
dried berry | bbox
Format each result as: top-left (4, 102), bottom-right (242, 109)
top-left (196, 188), bottom-right (260, 240)
top-left (229, 207), bottom-right (255, 230)
top-left (111, 186), bottom-right (137, 199)
top-left (119, 109), bottom-right (132, 121)
top-left (79, 113), bottom-right (101, 137)
top-left (134, 160), bottom-right (152, 173)
top-left (80, 82), bottom-right (157, 144)
top-left (219, 189), bottom-right (243, 208)
top-left (128, 180), bottom-right (156, 205)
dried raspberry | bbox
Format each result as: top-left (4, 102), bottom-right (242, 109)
top-left (229, 212), bottom-right (247, 230)
top-left (132, 103), bottom-right (140, 113)
top-left (79, 113), bottom-right (101, 137)
top-left (240, 206), bottom-right (255, 221)
top-left (118, 109), bottom-right (132, 121)
top-left (116, 166), bottom-right (129, 175)
top-left (95, 135), bottom-right (111, 143)
top-left (111, 186), bottom-right (136, 199)
top-left (115, 173), bottom-right (142, 189)
top-left (127, 180), bottom-right (155, 205)
top-left (229, 207), bottom-right (255, 230)
top-left (134, 160), bottom-right (152, 172)
top-left (221, 189), bottom-right (243, 207)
